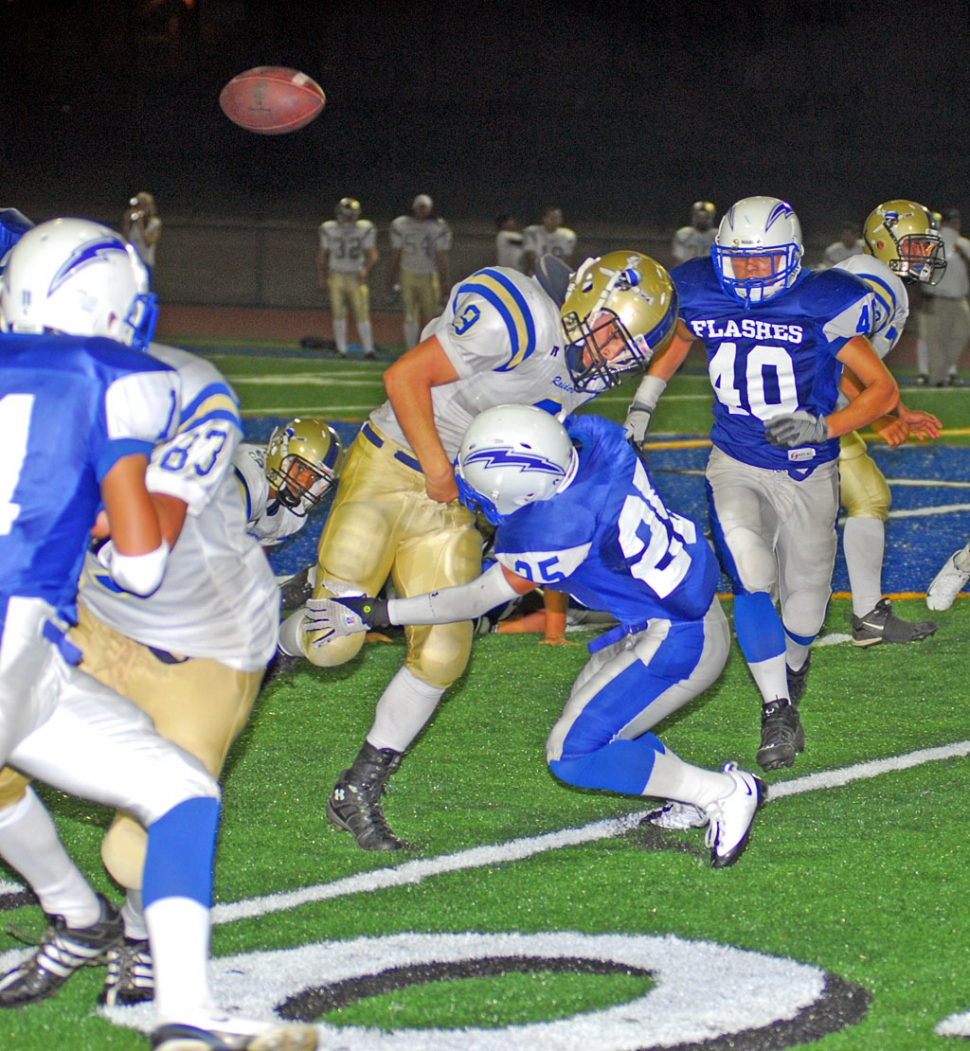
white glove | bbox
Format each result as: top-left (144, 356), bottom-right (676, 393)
top-left (764, 411), bottom-right (829, 448)
top-left (303, 596), bottom-right (368, 646)
top-left (623, 375), bottom-right (667, 446)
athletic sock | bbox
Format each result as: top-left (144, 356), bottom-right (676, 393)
top-left (844, 517), bottom-right (886, 617)
top-left (368, 666), bottom-right (445, 753)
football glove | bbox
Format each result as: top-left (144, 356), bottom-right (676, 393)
top-left (764, 411), bottom-right (829, 448)
top-left (335, 595), bottom-right (392, 628)
top-left (623, 375), bottom-right (667, 447)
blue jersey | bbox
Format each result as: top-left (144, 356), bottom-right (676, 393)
top-left (674, 257), bottom-right (874, 471)
top-left (493, 415), bottom-right (718, 625)
top-left (0, 333), bottom-right (178, 625)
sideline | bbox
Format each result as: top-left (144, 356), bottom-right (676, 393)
top-left (211, 739), bottom-right (970, 925)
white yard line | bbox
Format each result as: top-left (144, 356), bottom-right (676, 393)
top-left (211, 738), bottom-right (970, 925)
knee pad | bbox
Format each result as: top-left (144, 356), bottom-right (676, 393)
top-left (404, 621), bottom-right (473, 690)
top-left (0, 766), bottom-right (30, 809)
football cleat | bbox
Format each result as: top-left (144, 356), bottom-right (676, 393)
top-left (643, 801), bottom-right (708, 830)
top-left (99, 936), bottom-right (153, 1006)
top-left (705, 763), bottom-right (765, 868)
top-left (786, 654), bottom-right (811, 705)
top-left (279, 566), bottom-right (315, 611)
top-left (326, 742), bottom-right (410, 851)
top-left (0, 893), bottom-right (123, 1007)
top-left (151, 1017), bottom-right (317, 1051)
top-left (927, 543), bottom-right (970, 611)
top-left (850, 598), bottom-right (937, 647)
top-left (756, 698), bottom-right (805, 772)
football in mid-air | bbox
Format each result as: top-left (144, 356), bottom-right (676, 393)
top-left (219, 67), bottom-right (325, 135)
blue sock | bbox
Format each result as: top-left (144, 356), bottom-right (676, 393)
top-left (142, 797), bottom-right (220, 909)
top-left (733, 592), bottom-right (785, 664)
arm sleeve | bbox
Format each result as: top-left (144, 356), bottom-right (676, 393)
top-left (386, 561), bottom-right (523, 625)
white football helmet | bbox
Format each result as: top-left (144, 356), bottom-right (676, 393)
top-left (455, 404), bottom-right (579, 526)
top-left (0, 218), bottom-right (157, 349)
top-left (712, 196), bottom-right (804, 303)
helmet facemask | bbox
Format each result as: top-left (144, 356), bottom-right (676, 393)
top-left (712, 243), bottom-right (802, 303)
top-left (266, 455), bottom-right (334, 515)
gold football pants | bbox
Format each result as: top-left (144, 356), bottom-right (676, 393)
top-left (840, 430), bottom-right (891, 521)
top-left (328, 271), bottom-right (371, 323)
top-left (400, 270), bottom-right (441, 325)
top-left (0, 606), bottom-right (262, 890)
top-left (306, 423), bottom-right (481, 688)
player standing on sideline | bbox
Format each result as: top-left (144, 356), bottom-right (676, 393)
top-left (835, 201), bottom-right (945, 647)
top-left (821, 221), bottom-right (864, 268)
top-left (495, 214), bottom-right (525, 271)
top-left (522, 206), bottom-right (577, 276)
top-left (308, 406), bottom-right (763, 868)
top-left (624, 197), bottom-right (898, 772)
top-left (279, 251), bottom-right (679, 851)
top-left (671, 201), bottom-right (718, 263)
top-left (388, 194), bottom-right (452, 350)
top-left (0, 218), bottom-right (316, 1050)
top-left (122, 191), bottom-right (162, 278)
top-left (316, 198), bottom-right (379, 359)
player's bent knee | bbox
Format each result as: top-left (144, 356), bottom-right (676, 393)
top-left (101, 812), bottom-right (148, 891)
top-left (0, 766), bottom-right (30, 809)
top-left (126, 749), bottom-right (219, 832)
top-left (405, 622), bottom-right (473, 690)
top-left (304, 626), bottom-right (366, 668)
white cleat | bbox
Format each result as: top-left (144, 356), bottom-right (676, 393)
top-left (643, 801), bottom-right (709, 831)
top-left (704, 762), bottom-right (765, 869)
top-left (151, 1016), bottom-right (317, 1051)
top-left (927, 543), bottom-right (970, 611)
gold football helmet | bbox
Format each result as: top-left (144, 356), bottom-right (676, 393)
top-left (265, 417), bottom-right (344, 515)
top-left (562, 252), bottom-right (678, 392)
top-left (336, 198), bottom-right (361, 222)
top-left (863, 200), bottom-right (946, 285)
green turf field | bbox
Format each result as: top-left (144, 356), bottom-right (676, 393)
top-left (3, 350), bottom-right (970, 1050)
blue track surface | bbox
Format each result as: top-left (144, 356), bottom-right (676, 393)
top-left (245, 417), bottom-right (970, 596)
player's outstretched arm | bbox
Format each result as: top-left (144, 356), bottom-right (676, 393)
top-left (305, 563), bottom-right (534, 645)
top-left (383, 335), bottom-right (462, 502)
top-left (624, 319), bottom-right (694, 445)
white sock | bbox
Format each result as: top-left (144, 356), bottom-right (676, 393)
top-left (404, 320), bottom-right (420, 349)
top-left (368, 666), bottom-right (445, 752)
top-left (747, 653), bottom-right (790, 704)
top-left (333, 318), bottom-right (348, 354)
top-left (785, 638), bottom-right (812, 675)
top-left (145, 896), bottom-right (215, 1025)
top-left (844, 517), bottom-right (886, 617)
top-left (358, 320), bottom-right (374, 353)
top-left (643, 747), bottom-right (734, 809)
top-left (122, 888), bottom-right (149, 941)
top-left (916, 338), bottom-right (929, 375)
top-left (0, 787), bottom-right (101, 927)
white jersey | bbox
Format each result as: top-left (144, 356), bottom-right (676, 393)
top-left (390, 215), bottom-right (452, 274)
top-left (522, 224), bottom-right (577, 263)
top-left (369, 266), bottom-right (595, 460)
top-left (671, 226), bottom-right (716, 263)
top-left (318, 219), bottom-right (377, 274)
top-left (233, 442), bottom-right (307, 547)
top-left (78, 344), bottom-right (279, 672)
top-left (496, 230), bottom-right (525, 271)
top-left (834, 254), bottom-right (909, 359)
top-left (823, 240), bottom-right (864, 267)
top-left (925, 226), bottom-right (970, 299)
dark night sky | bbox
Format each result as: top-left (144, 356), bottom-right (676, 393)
top-left (2, 0), bottom-right (969, 242)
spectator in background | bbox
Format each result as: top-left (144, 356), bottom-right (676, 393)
top-left (495, 214), bottom-right (525, 272)
top-left (121, 192), bottom-right (161, 277)
top-left (822, 221), bottom-right (863, 267)
top-left (921, 208), bottom-right (970, 386)
top-left (671, 201), bottom-right (717, 263)
top-left (522, 207), bottom-right (576, 276)
top-left (388, 194), bottom-right (452, 350)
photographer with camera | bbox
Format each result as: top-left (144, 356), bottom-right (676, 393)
top-left (121, 191), bottom-right (162, 277)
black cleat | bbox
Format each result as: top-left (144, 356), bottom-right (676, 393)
top-left (850, 598), bottom-right (937, 648)
top-left (99, 936), bottom-right (153, 1006)
top-left (279, 567), bottom-right (315, 611)
top-left (326, 742), bottom-right (409, 851)
top-left (756, 698), bottom-right (805, 772)
top-left (786, 653), bottom-right (811, 704)
top-left (0, 893), bottom-right (123, 1007)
